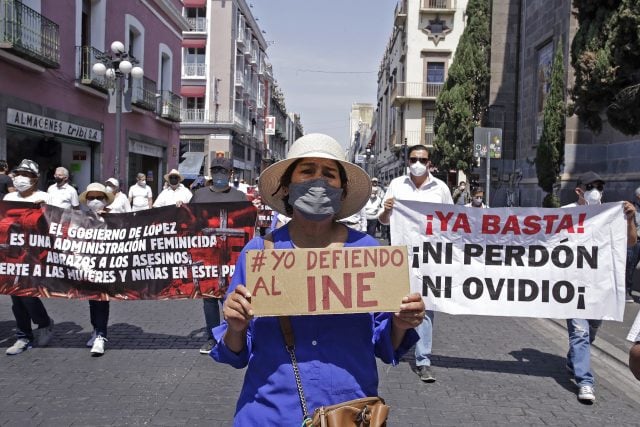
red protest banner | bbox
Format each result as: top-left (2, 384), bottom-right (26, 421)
top-left (0, 201), bottom-right (256, 300)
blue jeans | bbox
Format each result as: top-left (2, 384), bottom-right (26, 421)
top-left (414, 310), bottom-right (435, 367)
top-left (566, 318), bottom-right (602, 387)
top-left (203, 298), bottom-right (221, 340)
top-left (626, 243), bottom-right (640, 294)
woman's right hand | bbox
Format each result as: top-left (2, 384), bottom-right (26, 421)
top-left (223, 284), bottom-right (254, 333)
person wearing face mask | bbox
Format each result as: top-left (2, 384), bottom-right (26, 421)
top-left (210, 134), bottom-right (424, 425)
top-left (561, 171), bottom-right (637, 402)
top-left (465, 187), bottom-right (487, 208)
top-left (3, 159), bottom-right (55, 355)
top-left (47, 166), bottom-right (80, 210)
top-left (191, 156), bottom-right (248, 354)
top-left (452, 181), bottom-right (471, 206)
top-left (378, 144), bottom-right (453, 383)
top-left (152, 169), bottom-right (193, 208)
top-left (78, 183), bottom-right (114, 356)
top-left (364, 186), bottom-right (383, 237)
top-left (104, 178), bottom-right (131, 213)
top-left (128, 172), bottom-right (153, 212)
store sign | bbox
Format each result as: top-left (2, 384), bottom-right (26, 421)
top-left (265, 116), bottom-right (275, 135)
top-left (129, 140), bottom-right (163, 158)
top-left (7, 108), bottom-right (102, 143)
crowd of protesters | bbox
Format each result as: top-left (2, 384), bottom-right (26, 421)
top-left (2, 142), bottom-right (640, 413)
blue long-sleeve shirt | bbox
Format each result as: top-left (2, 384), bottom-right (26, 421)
top-left (211, 224), bottom-right (418, 426)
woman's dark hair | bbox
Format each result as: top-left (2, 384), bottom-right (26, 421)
top-left (273, 158), bottom-right (348, 216)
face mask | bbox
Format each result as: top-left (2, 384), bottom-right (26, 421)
top-left (54, 177), bottom-right (65, 184)
top-left (584, 189), bottom-right (602, 205)
top-left (472, 197), bottom-right (483, 207)
top-left (372, 185), bottom-right (378, 191)
top-left (104, 186), bottom-right (114, 194)
top-left (168, 177), bottom-right (180, 186)
top-left (409, 161), bottom-right (428, 177)
top-left (138, 180), bottom-right (146, 187)
top-left (288, 178), bottom-right (343, 222)
top-left (212, 173), bottom-right (229, 190)
top-left (460, 185), bottom-right (466, 191)
top-left (87, 199), bottom-right (106, 212)
top-left (13, 176), bottom-right (33, 193)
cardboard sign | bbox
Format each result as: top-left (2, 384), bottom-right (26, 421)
top-left (247, 246), bottom-right (410, 316)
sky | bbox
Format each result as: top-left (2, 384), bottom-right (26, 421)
top-left (250, 0), bottom-right (398, 147)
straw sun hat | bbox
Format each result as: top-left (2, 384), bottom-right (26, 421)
top-left (258, 133), bottom-right (371, 220)
top-left (79, 182), bottom-right (114, 205)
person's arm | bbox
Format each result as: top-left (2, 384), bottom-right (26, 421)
top-left (391, 293), bottom-right (425, 349)
top-left (147, 187), bottom-right (153, 209)
top-left (128, 187), bottom-right (134, 205)
top-left (222, 284), bottom-right (253, 353)
top-left (630, 343), bottom-right (640, 380)
top-left (624, 201), bottom-right (637, 247)
top-left (377, 197), bottom-right (394, 225)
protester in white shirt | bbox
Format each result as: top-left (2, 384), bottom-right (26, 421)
top-left (628, 311), bottom-right (640, 380)
top-left (464, 187), bottom-right (488, 208)
top-left (378, 144), bottom-right (453, 384)
top-left (153, 169), bottom-right (193, 207)
top-left (128, 172), bottom-right (153, 211)
top-left (47, 166), bottom-right (79, 209)
top-left (364, 188), bottom-right (383, 236)
top-left (104, 177), bottom-right (131, 213)
top-left (3, 159), bottom-right (54, 356)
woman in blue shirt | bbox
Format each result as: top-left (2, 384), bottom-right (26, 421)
top-left (211, 134), bottom-right (425, 426)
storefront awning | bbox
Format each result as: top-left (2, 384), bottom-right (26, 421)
top-left (182, 39), bottom-right (206, 49)
top-left (184, 0), bottom-right (206, 7)
top-left (178, 152), bottom-right (205, 180)
top-left (181, 86), bottom-right (206, 97)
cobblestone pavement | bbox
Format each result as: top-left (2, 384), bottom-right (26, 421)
top-left (1, 297), bottom-right (639, 426)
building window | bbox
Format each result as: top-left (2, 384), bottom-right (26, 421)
top-left (186, 97), bottom-right (205, 109)
top-left (125, 14), bottom-right (145, 65)
top-left (426, 62), bottom-right (445, 83)
top-left (181, 138), bottom-right (205, 152)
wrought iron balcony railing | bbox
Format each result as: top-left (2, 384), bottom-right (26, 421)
top-left (183, 62), bottom-right (206, 77)
top-left (1, 0), bottom-right (60, 67)
top-left (132, 76), bottom-right (157, 111)
top-left (160, 90), bottom-right (182, 122)
top-left (186, 17), bottom-right (206, 32)
top-left (76, 46), bottom-right (109, 91)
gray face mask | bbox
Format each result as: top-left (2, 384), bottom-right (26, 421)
top-left (288, 178), bottom-right (343, 221)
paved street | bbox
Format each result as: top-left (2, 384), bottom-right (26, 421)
top-left (1, 297), bottom-right (639, 426)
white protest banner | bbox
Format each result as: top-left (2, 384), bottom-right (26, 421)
top-left (246, 246), bottom-right (409, 316)
top-left (390, 201), bottom-right (627, 320)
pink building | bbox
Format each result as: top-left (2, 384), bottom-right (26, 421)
top-left (0, 0), bottom-right (188, 195)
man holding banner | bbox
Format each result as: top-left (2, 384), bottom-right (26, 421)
top-left (563, 172), bottom-right (637, 402)
top-left (378, 145), bottom-right (453, 383)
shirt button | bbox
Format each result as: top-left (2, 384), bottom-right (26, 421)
top-left (311, 340), bottom-right (317, 346)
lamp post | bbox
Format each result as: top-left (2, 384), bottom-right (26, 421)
top-left (364, 147), bottom-right (375, 177)
top-left (92, 41), bottom-right (143, 181)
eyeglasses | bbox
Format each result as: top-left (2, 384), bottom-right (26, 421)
top-left (86, 196), bottom-right (105, 201)
top-left (585, 183), bottom-right (604, 191)
top-left (409, 157), bottom-right (429, 165)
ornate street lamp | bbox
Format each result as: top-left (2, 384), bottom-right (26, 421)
top-left (92, 41), bottom-right (143, 181)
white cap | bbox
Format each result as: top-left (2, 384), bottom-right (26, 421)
top-left (105, 177), bottom-right (119, 187)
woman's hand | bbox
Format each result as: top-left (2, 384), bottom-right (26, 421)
top-left (223, 285), bottom-right (254, 333)
top-left (392, 292), bottom-right (425, 330)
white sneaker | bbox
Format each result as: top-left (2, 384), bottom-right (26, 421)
top-left (90, 335), bottom-right (107, 357)
top-left (86, 330), bottom-right (97, 348)
top-left (34, 318), bottom-right (54, 347)
top-left (578, 385), bottom-right (595, 402)
top-left (6, 338), bottom-right (31, 355)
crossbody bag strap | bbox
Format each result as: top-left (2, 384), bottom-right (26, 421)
top-left (279, 316), bottom-right (312, 425)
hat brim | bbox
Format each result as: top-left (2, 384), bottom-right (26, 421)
top-left (79, 190), bottom-right (114, 205)
top-left (164, 172), bottom-right (184, 182)
top-left (258, 156), bottom-right (371, 220)
top-left (13, 167), bottom-right (38, 177)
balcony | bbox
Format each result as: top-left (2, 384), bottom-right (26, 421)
top-left (76, 46), bottom-right (109, 91)
top-left (421, 0), bottom-right (455, 13)
top-left (236, 29), bottom-right (245, 46)
top-left (181, 108), bottom-right (205, 122)
top-left (183, 62), bottom-right (206, 78)
top-left (1, 0), bottom-right (60, 67)
top-left (391, 81), bottom-right (444, 105)
top-left (160, 90), bottom-right (181, 122)
top-left (394, 0), bottom-right (407, 26)
top-left (186, 17), bottom-right (206, 32)
top-left (132, 76), bottom-right (157, 112)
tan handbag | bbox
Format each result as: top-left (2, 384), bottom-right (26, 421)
top-left (278, 316), bottom-right (390, 427)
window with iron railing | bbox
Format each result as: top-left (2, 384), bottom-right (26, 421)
top-left (160, 90), bottom-right (181, 122)
top-left (1, 0), bottom-right (60, 67)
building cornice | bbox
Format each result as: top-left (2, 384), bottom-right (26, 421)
top-left (149, 0), bottom-right (191, 32)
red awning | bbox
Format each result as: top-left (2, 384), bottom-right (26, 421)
top-left (184, 0), bottom-right (206, 7)
top-left (181, 86), bottom-right (206, 97)
top-left (182, 39), bottom-right (206, 48)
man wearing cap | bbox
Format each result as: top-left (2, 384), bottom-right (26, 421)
top-left (47, 166), bottom-right (79, 210)
top-left (4, 159), bottom-right (55, 355)
top-left (153, 169), bottom-right (193, 208)
top-left (104, 178), bottom-right (131, 213)
top-left (562, 171), bottom-right (637, 402)
top-left (378, 145), bottom-right (453, 383)
top-left (128, 172), bottom-right (153, 211)
top-left (191, 156), bottom-right (248, 354)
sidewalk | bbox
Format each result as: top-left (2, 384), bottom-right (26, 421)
top-left (1, 297), bottom-right (639, 426)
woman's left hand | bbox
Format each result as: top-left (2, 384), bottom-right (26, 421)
top-left (392, 292), bottom-right (425, 330)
